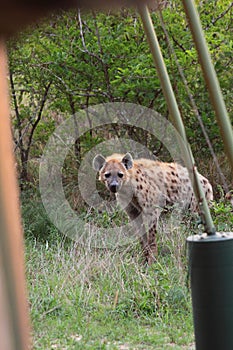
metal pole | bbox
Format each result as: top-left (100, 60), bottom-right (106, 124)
top-left (177, 3), bottom-right (233, 349)
top-left (182, 0), bottom-right (233, 171)
top-left (137, 4), bottom-right (215, 235)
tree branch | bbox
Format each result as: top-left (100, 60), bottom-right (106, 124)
top-left (204, 2), bottom-right (233, 31)
top-left (9, 71), bottom-right (24, 152)
top-left (25, 82), bottom-right (52, 158)
top-left (92, 10), bottom-right (114, 101)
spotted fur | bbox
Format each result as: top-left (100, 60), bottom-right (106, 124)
top-left (93, 153), bottom-right (213, 264)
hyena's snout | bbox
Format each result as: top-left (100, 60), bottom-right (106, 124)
top-left (108, 179), bottom-right (119, 193)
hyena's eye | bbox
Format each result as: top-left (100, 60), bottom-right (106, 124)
top-left (104, 172), bottom-right (111, 178)
top-left (118, 172), bottom-right (124, 178)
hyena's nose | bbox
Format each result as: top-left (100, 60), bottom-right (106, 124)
top-left (109, 180), bottom-right (119, 193)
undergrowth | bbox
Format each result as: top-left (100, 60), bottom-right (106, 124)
top-left (22, 191), bottom-right (232, 349)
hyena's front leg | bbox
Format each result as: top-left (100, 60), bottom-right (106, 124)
top-left (125, 205), bottom-right (156, 265)
top-left (124, 201), bottom-right (158, 265)
top-left (139, 226), bottom-right (157, 265)
top-left (140, 210), bottom-right (160, 265)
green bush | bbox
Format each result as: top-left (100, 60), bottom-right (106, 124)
top-left (21, 190), bottom-right (59, 241)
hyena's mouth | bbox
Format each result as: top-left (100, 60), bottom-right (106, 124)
top-left (109, 184), bottom-right (119, 193)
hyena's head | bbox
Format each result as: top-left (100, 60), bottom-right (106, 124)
top-left (92, 153), bottom-right (133, 193)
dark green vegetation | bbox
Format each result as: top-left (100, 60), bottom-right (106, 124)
top-left (9, 1), bottom-right (232, 191)
top-left (8, 1), bottom-right (233, 349)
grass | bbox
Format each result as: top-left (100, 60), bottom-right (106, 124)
top-left (26, 238), bottom-right (194, 350)
top-left (23, 192), bottom-right (233, 349)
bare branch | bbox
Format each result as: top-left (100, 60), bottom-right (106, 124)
top-left (204, 2), bottom-right (233, 31)
top-left (78, 9), bottom-right (87, 51)
top-left (10, 72), bottom-right (24, 149)
top-left (26, 82), bottom-right (52, 156)
top-left (77, 10), bottom-right (104, 64)
top-left (92, 11), bottom-right (114, 101)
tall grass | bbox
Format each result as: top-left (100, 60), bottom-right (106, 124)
top-left (22, 191), bottom-right (232, 349)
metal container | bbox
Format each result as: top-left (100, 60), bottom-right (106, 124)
top-left (187, 232), bottom-right (233, 350)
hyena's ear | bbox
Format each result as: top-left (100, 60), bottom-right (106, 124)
top-left (93, 154), bottom-right (106, 171)
top-left (121, 153), bottom-right (133, 170)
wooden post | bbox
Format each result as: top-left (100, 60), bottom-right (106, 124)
top-left (0, 40), bottom-right (30, 350)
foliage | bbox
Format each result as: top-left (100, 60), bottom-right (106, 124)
top-left (7, 2), bottom-right (233, 188)
top-left (211, 197), bottom-right (233, 232)
top-left (21, 190), bottom-right (59, 241)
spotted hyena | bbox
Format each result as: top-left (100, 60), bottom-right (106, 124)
top-left (93, 153), bottom-right (213, 264)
